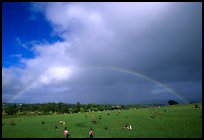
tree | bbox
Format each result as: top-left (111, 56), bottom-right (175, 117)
top-left (168, 100), bottom-right (178, 105)
top-left (76, 102), bottom-right (81, 113)
top-left (69, 108), bottom-right (73, 113)
top-left (98, 105), bottom-right (106, 111)
top-left (6, 104), bottom-right (17, 115)
top-left (61, 104), bottom-right (68, 113)
top-left (80, 107), bottom-right (85, 113)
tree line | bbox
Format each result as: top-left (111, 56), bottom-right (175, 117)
top-left (2, 100), bottom-right (177, 116)
top-left (2, 102), bottom-right (121, 115)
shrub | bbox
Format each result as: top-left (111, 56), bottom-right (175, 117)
top-left (168, 100), bottom-right (178, 105)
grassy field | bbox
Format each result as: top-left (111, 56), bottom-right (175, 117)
top-left (2, 103), bottom-right (202, 138)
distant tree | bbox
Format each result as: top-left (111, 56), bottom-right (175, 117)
top-left (80, 107), bottom-right (85, 113)
top-left (72, 107), bottom-right (78, 113)
top-left (6, 104), bottom-right (17, 115)
top-left (69, 108), bottom-right (73, 113)
top-left (58, 102), bottom-right (64, 113)
top-left (61, 104), bottom-right (68, 113)
top-left (168, 100), bottom-right (178, 105)
top-left (76, 102), bottom-right (81, 113)
top-left (88, 104), bottom-right (96, 111)
top-left (121, 105), bottom-right (125, 109)
top-left (94, 107), bottom-right (99, 112)
top-left (98, 105), bottom-right (106, 111)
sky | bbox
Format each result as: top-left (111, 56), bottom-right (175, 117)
top-left (2, 2), bottom-right (202, 104)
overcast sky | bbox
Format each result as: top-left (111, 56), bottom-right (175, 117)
top-left (2, 2), bottom-right (202, 104)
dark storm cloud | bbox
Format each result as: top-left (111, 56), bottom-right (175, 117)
top-left (66, 2), bottom-right (202, 83)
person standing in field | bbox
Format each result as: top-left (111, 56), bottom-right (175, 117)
top-left (89, 128), bottom-right (93, 138)
top-left (64, 129), bottom-right (69, 138)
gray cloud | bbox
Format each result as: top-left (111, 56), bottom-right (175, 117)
top-left (2, 2), bottom-right (202, 104)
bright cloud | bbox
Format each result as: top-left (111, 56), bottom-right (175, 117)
top-left (40, 66), bottom-right (72, 84)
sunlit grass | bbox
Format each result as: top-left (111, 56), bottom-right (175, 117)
top-left (2, 103), bottom-right (202, 138)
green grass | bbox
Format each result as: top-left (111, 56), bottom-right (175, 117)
top-left (2, 103), bottom-right (202, 138)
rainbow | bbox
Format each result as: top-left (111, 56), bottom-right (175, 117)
top-left (9, 82), bottom-right (38, 102)
top-left (9, 66), bottom-right (189, 103)
top-left (79, 66), bottom-right (188, 104)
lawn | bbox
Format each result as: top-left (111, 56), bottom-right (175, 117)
top-left (2, 103), bottom-right (202, 138)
